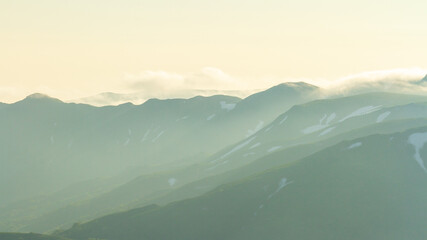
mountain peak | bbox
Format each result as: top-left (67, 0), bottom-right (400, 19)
top-left (25, 93), bottom-right (52, 99)
top-left (18, 93), bottom-right (63, 104)
top-left (260, 82), bottom-right (319, 96)
top-left (275, 82), bottom-right (319, 90)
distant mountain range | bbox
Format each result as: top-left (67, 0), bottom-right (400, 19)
top-left (0, 82), bottom-right (319, 231)
top-left (70, 89), bottom-right (258, 107)
top-left (67, 74), bottom-right (427, 107)
top-left (2, 76), bottom-right (427, 240)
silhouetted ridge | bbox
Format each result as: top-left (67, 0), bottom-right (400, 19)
top-left (26, 93), bottom-right (52, 99)
top-left (275, 81), bottom-right (319, 90)
top-left (20, 93), bottom-right (63, 104)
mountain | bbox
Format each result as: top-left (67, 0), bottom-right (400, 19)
top-left (0, 95), bottom-right (136, 205)
top-left (71, 92), bottom-right (146, 106)
top-left (21, 102), bottom-right (427, 232)
top-left (2, 93), bottom-right (249, 205)
top-left (60, 126), bottom-right (427, 240)
top-left (140, 118), bottom-right (427, 208)
top-left (15, 118), bottom-right (422, 233)
top-left (72, 89), bottom-right (256, 106)
top-left (203, 92), bottom-right (427, 173)
top-left (0, 83), bottom-right (317, 203)
top-left (6, 84), bottom-right (427, 237)
top-left (228, 82), bottom-right (319, 135)
top-left (0, 173), bottom-right (135, 232)
top-left (0, 83), bottom-right (319, 231)
top-left (10, 91), bottom-right (427, 233)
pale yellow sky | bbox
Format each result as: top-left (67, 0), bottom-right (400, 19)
top-left (1, 0), bottom-right (426, 102)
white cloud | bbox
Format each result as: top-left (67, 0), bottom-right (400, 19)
top-left (89, 67), bottom-right (257, 106)
top-left (1, 67), bottom-right (426, 105)
top-left (124, 67), bottom-right (246, 93)
top-left (117, 67), bottom-right (427, 105)
top-left (319, 68), bottom-right (427, 95)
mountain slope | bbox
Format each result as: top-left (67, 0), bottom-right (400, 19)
top-left (204, 92), bottom-right (427, 173)
top-left (61, 126), bottom-right (427, 240)
top-left (141, 118), bottom-right (427, 208)
top-left (229, 82), bottom-right (319, 137)
top-left (0, 83), bottom-right (319, 231)
top-left (1, 93), bottom-right (243, 205)
top-left (19, 118), bottom-right (427, 233)
top-left (15, 92), bottom-right (427, 233)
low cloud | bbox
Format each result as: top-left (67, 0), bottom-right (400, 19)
top-left (322, 68), bottom-right (427, 96)
top-left (117, 67), bottom-right (255, 104)
top-left (124, 67), bottom-right (246, 92)
top-left (1, 67), bottom-right (426, 105)
top-left (121, 67), bottom-right (427, 103)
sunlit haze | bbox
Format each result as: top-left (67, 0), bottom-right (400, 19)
top-left (1, 0), bottom-right (427, 103)
top-left (3, 2), bottom-right (427, 239)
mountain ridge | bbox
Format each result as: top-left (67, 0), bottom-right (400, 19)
top-left (59, 126), bottom-right (427, 240)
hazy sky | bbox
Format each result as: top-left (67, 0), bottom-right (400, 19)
top-left (1, 0), bottom-right (426, 102)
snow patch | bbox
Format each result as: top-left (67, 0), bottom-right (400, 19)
top-left (408, 132), bottom-right (427, 173)
top-left (319, 127), bottom-right (336, 136)
top-left (348, 142), bottom-right (362, 149)
top-left (123, 138), bottom-right (130, 146)
top-left (265, 126), bottom-right (273, 132)
top-left (326, 112), bottom-right (337, 123)
top-left (207, 114), bottom-right (216, 121)
top-left (249, 142), bottom-right (261, 149)
top-left (206, 161), bottom-right (228, 171)
top-left (268, 146), bottom-right (282, 153)
top-left (246, 121), bottom-right (264, 137)
top-left (168, 178), bottom-right (177, 187)
top-left (339, 105), bottom-right (382, 122)
top-left (243, 152), bottom-right (256, 157)
top-left (302, 113), bottom-right (336, 134)
top-left (214, 136), bottom-right (256, 161)
top-left (268, 178), bottom-right (293, 199)
top-left (176, 116), bottom-right (189, 122)
top-left (279, 116), bottom-right (288, 125)
top-left (50, 136), bottom-right (54, 144)
top-left (376, 111), bottom-right (391, 123)
top-left (128, 129), bottom-right (132, 135)
top-left (141, 129), bottom-right (150, 142)
top-left (220, 101), bottom-right (236, 111)
top-left (151, 130), bottom-right (165, 142)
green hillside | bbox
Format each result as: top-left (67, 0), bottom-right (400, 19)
top-left (61, 126), bottom-right (427, 240)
